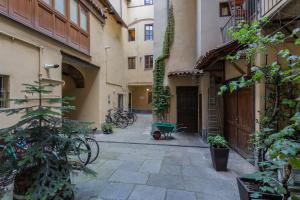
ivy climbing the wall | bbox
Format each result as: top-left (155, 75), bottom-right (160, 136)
top-left (153, 4), bottom-right (175, 120)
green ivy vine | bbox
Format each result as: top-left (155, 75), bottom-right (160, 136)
top-left (153, 5), bottom-right (175, 120)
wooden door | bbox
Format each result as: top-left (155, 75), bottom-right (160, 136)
top-left (177, 87), bottom-right (198, 133)
top-left (224, 87), bottom-right (254, 158)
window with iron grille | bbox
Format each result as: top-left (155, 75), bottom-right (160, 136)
top-left (144, 24), bottom-right (153, 41)
top-left (144, 0), bottom-right (153, 5)
top-left (128, 57), bottom-right (136, 69)
top-left (145, 55), bottom-right (153, 70)
top-left (0, 75), bottom-right (9, 108)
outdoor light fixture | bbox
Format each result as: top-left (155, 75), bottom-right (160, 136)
top-left (44, 64), bottom-right (60, 69)
top-left (146, 88), bottom-right (150, 92)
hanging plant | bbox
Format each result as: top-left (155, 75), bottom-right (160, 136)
top-left (153, 4), bottom-right (175, 120)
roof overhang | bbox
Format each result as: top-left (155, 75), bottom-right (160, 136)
top-left (62, 52), bottom-right (100, 69)
top-left (195, 41), bottom-right (241, 70)
top-left (100, 0), bottom-right (128, 28)
top-left (168, 69), bottom-right (204, 77)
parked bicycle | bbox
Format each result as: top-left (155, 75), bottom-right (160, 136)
top-left (105, 109), bottom-right (128, 129)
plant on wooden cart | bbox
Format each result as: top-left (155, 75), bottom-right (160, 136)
top-left (153, 4), bottom-right (174, 120)
top-left (219, 18), bottom-right (300, 200)
top-left (0, 80), bottom-right (94, 200)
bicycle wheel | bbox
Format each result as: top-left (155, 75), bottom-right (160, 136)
top-left (73, 138), bottom-right (91, 166)
top-left (116, 116), bottom-right (128, 129)
top-left (85, 137), bottom-right (100, 164)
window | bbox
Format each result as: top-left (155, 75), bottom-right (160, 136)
top-left (148, 91), bottom-right (152, 104)
top-left (128, 57), bottom-right (136, 69)
top-left (128, 29), bottom-right (135, 42)
top-left (144, 0), bottom-right (153, 5)
top-left (55, 0), bottom-right (65, 15)
top-left (145, 24), bottom-right (153, 41)
top-left (220, 2), bottom-right (231, 17)
top-left (118, 94), bottom-right (124, 109)
top-left (70, 0), bottom-right (78, 23)
top-left (42, 0), bottom-right (52, 5)
top-left (145, 55), bottom-right (153, 69)
top-left (80, 6), bottom-right (88, 31)
top-left (0, 75), bottom-right (9, 108)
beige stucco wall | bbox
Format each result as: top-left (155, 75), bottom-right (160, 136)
top-left (129, 85), bottom-right (152, 112)
top-left (126, 0), bottom-right (154, 85)
top-left (166, 0), bottom-right (197, 74)
top-left (0, 3), bottom-right (129, 129)
top-left (196, 0), bottom-right (231, 58)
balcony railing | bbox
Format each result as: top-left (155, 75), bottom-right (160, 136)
top-left (221, 0), bottom-right (285, 43)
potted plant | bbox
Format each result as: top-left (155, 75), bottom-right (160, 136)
top-left (219, 19), bottom-right (300, 200)
top-left (0, 81), bottom-right (94, 200)
top-left (101, 122), bottom-right (113, 134)
top-left (207, 135), bottom-right (229, 171)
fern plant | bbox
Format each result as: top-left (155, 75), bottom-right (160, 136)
top-left (0, 80), bottom-right (94, 200)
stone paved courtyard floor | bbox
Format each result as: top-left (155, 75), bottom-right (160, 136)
top-left (2, 114), bottom-right (256, 200)
top-left (95, 114), bottom-right (208, 147)
top-left (73, 114), bottom-right (255, 200)
top-left (73, 142), bottom-right (255, 200)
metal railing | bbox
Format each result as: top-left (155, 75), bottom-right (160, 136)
top-left (261, 0), bottom-right (285, 17)
top-left (221, 0), bottom-right (285, 43)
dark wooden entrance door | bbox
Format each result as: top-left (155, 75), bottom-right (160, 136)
top-left (224, 87), bottom-right (254, 158)
top-left (177, 87), bottom-right (198, 133)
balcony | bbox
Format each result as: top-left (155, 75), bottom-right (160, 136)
top-left (221, 0), bottom-right (286, 43)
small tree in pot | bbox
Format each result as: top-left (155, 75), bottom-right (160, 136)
top-left (207, 135), bottom-right (230, 171)
top-left (101, 122), bottom-right (113, 134)
top-left (0, 81), bottom-right (94, 200)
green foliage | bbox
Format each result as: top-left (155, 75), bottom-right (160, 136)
top-left (101, 122), bottom-right (113, 132)
top-left (0, 81), bottom-right (94, 200)
top-left (153, 5), bottom-right (174, 120)
top-left (220, 19), bottom-right (300, 199)
top-left (207, 135), bottom-right (228, 149)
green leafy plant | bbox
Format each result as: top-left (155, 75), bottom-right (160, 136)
top-left (0, 80), bottom-right (94, 200)
top-left (101, 122), bottom-right (113, 133)
top-left (220, 19), bottom-right (300, 200)
top-left (207, 135), bottom-right (228, 149)
top-left (153, 4), bottom-right (174, 120)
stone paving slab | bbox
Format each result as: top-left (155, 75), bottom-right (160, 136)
top-left (109, 170), bottom-right (149, 184)
top-left (166, 189), bottom-right (197, 200)
top-left (128, 185), bottom-right (166, 200)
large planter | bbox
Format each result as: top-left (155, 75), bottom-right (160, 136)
top-left (13, 161), bottom-right (74, 200)
top-left (210, 146), bottom-right (229, 171)
top-left (237, 177), bottom-right (282, 200)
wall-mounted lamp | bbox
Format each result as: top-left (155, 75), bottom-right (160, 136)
top-left (44, 64), bottom-right (60, 69)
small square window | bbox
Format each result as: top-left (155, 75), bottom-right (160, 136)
top-left (145, 0), bottom-right (153, 5)
top-left (145, 24), bottom-right (153, 41)
top-left (145, 55), bottom-right (153, 70)
top-left (128, 29), bottom-right (136, 42)
top-left (128, 57), bottom-right (136, 69)
top-left (220, 2), bottom-right (231, 17)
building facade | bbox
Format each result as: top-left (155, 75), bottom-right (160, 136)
top-left (126, 0), bottom-right (154, 113)
top-left (154, 0), bottom-right (300, 158)
top-left (0, 0), bottom-right (153, 129)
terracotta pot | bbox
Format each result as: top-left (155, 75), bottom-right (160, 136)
top-left (152, 131), bottom-right (161, 140)
top-left (210, 146), bottom-right (229, 171)
top-left (237, 177), bottom-right (282, 200)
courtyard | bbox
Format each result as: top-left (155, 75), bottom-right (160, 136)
top-left (73, 114), bottom-right (255, 200)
